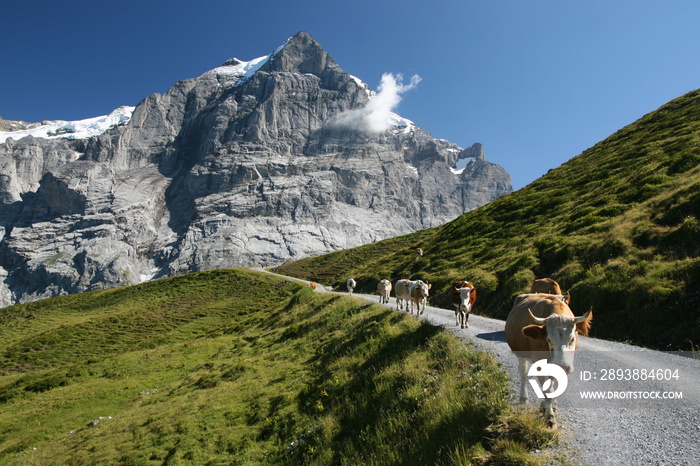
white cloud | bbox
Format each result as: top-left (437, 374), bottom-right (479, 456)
top-left (328, 73), bottom-right (421, 134)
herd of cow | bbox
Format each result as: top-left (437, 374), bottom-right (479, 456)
top-left (340, 276), bottom-right (592, 428)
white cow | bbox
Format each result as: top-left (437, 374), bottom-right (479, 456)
top-left (408, 280), bottom-right (431, 316)
top-left (346, 278), bottom-right (356, 295)
top-left (394, 279), bottom-right (412, 312)
top-left (451, 280), bottom-right (476, 329)
top-left (377, 279), bottom-right (392, 304)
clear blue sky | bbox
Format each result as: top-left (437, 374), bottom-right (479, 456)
top-left (2, 0), bottom-right (699, 190)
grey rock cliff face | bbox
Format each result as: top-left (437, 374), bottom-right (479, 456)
top-left (0, 32), bottom-right (511, 306)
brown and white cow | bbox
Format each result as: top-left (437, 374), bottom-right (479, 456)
top-left (505, 293), bottom-right (592, 428)
top-left (377, 278), bottom-right (392, 304)
top-left (530, 278), bottom-right (571, 304)
top-left (408, 280), bottom-right (431, 316)
top-left (308, 282), bottom-right (317, 290)
top-left (394, 279), bottom-right (412, 312)
top-left (346, 278), bottom-right (356, 295)
top-left (451, 280), bottom-right (476, 328)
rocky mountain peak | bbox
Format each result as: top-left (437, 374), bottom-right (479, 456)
top-left (0, 32), bottom-right (512, 307)
top-left (462, 143), bottom-right (486, 161)
top-left (263, 31), bottom-right (337, 75)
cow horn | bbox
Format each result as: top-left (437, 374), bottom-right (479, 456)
top-left (575, 308), bottom-right (593, 323)
top-left (528, 309), bottom-right (547, 325)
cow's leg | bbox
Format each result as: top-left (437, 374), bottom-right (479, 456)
top-left (464, 310), bottom-right (470, 328)
top-left (539, 377), bottom-right (558, 428)
top-left (541, 398), bottom-right (557, 429)
top-left (517, 358), bottom-right (530, 404)
top-left (456, 309), bottom-right (467, 328)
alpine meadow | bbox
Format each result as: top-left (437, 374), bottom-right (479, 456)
top-left (0, 269), bottom-right (556, 465)
top-left (275, 89), bottom-right (700, 351)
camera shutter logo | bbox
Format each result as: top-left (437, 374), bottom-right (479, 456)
top-left (528, 359), bottom-right (568, 399)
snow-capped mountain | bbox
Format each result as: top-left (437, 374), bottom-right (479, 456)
top-left (0, 31), bottom-right (512, 306)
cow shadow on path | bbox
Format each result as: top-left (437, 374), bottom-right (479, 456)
top-left (475, 331), bottom-right (506, 343)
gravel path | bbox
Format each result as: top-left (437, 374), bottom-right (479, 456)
top-left (360, 293), bottom-right (700, 466)
top-left (255, 270), bottom-right (700, 465)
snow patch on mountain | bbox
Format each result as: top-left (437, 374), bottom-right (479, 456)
top-left (0, 106), bottom-right (134, 144)
top-left (451, 156), bottom-right (477, 175)
top-left (204, 55), bottom-right (271, 85)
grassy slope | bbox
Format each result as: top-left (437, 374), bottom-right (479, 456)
top-left (275, 89), bottom-right (700, 350)
top-left (0, 269), bottom-right (555, 465)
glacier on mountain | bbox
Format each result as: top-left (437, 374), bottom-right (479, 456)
top-left (0, 106), bottom-right (134, 144)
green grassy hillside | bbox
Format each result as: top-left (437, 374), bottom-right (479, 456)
top-left (0, 269), bottom-right (555, 465)
top-left (275, 89), bottom-right (700, 350)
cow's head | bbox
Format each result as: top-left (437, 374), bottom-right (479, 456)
top-left (522, 309), bottom-right (592, 374)
top-left (454, 285), bottom-right (474, 312)
top-left (414, 280), bottom-right (431, 299)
